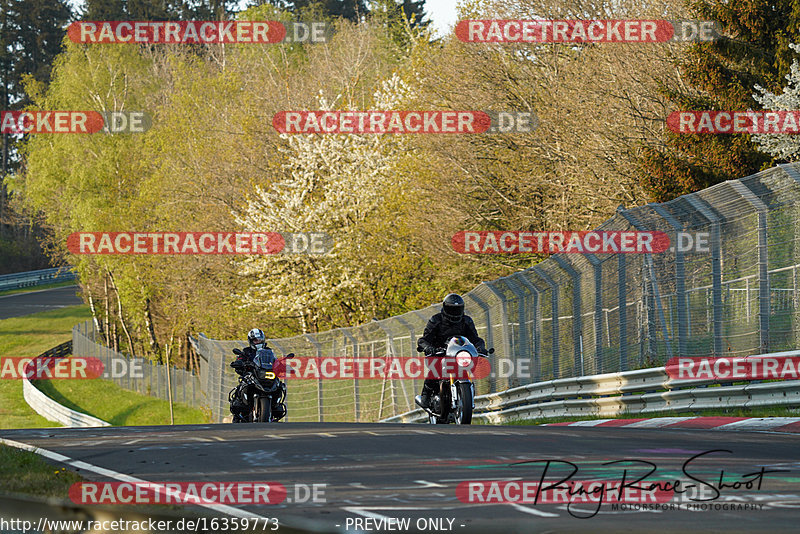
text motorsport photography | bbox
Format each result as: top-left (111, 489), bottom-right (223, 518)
top-left (456, 450), bottom-right (781, 519)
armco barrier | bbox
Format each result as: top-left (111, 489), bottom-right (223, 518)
top-left (380, 349), bottom-right (800, 424)
top-left (21, 341), bottom-right (110, 428)
top-left (0, 267), bottom-right (76, 292)
top-left (194, 164), bottom-right (800, 423)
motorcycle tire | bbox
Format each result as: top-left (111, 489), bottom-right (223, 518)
top-left (455, 382), bottom-right (473, 425)
top-left (256, 397), bottom-right (271, 423)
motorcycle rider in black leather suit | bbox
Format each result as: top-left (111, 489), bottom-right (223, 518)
top-left (230, 328), bottom-right (286, 422)
top-left (415, 293), bottom-right (487, 410)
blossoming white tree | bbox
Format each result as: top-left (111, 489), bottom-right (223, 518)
top-left (754, 43), bottom-right (800, 160)
top-left (234, 74), bottom-right (414, 331)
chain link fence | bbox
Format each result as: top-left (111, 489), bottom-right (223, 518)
top-left (72, 320), bottom-right (205, 408)
top-left (75, 163), bottom-right (800, 423)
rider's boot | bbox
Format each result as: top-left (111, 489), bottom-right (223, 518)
top-left (415, 386), bottom-right (434, 410)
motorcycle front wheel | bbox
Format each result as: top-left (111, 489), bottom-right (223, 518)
top-left (256, 397), bottom-right (271, 422)
top-left (454, 382), bottom-right (473, 425)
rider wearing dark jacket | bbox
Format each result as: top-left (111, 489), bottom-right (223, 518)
top-left (230, 328), bottom-right (287, 422)
top-left (415, 293), bottom-right (486, 409)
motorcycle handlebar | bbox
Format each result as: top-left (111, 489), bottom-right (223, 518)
top-left (417, 346), bottom-right (494, 356)
top-left (424, 349), bottom-right (492, 357)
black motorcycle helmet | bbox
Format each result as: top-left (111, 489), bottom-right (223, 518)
top-left (442, 293), bottom-right (465, 323)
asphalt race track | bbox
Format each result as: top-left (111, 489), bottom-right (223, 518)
top-left (0, 285), bottom-right (83, 320)
top-left (3, 422), bottom-right (800, 533)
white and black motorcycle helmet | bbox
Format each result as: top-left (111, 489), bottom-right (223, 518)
top-left (248, 328), bottom-right (266, 349)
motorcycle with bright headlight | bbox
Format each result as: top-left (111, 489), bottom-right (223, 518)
top-left (414, 336), bottom-right (493, 424)
top-left (229, 347), bottom-right (294, 423)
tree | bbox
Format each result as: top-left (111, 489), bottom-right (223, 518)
top-left (638, 0), bottom-right (800, 201)
top-left (82, 0), bottom-right (127, 20)
top-left (234, 75), bottom-right (420, 331)
top-left (753, 43), bottom-right (800, 160)
top-left (1, 0), bottom-right (72, 173)
top-left (0, 0), bottom-right (71, 273)
top-left (82, 0), bottom-right (239, 21)
top-left (265, 0), bottom-right (368, 21)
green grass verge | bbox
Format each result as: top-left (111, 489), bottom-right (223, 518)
top-left (0, 444), bottom-right (83, 496)
top-left (34, 377), bottom-right (207, 426)
top-left (0, 304), bottom-right (208, 428)
top-left (495, 405), bottom-right (800, 426)
top-left (0, 280), bottom-right (77, 297)
top-left (0, 305), bottom-right (92, 428)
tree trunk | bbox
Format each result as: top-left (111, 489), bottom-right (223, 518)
top-left (107, 269), bottom-right (135, 357)
top-left (144, 298), bottom-right (159, 355)
top-left (112, 317), bottom-right (118, 353)
top-left (86, 290), bottom-right (104, 341)
top-left (104, 275), bottom-right (110, 347)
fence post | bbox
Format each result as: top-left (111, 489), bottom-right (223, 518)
top-left (394, 315), bottom-right (419, 405)
top-left (482, 281), bottom-right (514, 388)
top-left (464, 293), bottom-right (496, 392)
top-left (502, 276), bottom-right (532, 386)
top-left (342, 329), bottom-right (360, 422)
top-left (618, 250), bottom-right (629, 371)
top-left (304, 334), bottom-right (323, 422)
top-left (513, 273), bottom-right (542, 383)
top-left (374, 322), bottom-right (401, 415)
top-left (618, 208), bottom-right (661, 363)
top-left (651, 204), bottom-right (687, 357)
top-left (730, 181), bottom-right (770, 353)
top-left (532, 265), bottom-right (559, 378)
top-left (580, 254), bottom-right (604, 374)
top-left (554, 255), bottom-right (583, 376)
top-left (686, 195), bottom-right (724, 355)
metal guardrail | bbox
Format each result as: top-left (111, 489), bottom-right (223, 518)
top-left (0, 267), bottom-right (77, 292)
top-left (22, 341), bottom-right (111, 428)
top-left (381, 349), bottom-right (800, 424)
top-left (193, 164), bottom-right (800, 423)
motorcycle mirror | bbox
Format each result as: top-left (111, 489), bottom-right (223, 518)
top-left (488, 348), bottom-right (495, 354)
top-left (232, 348), bottom-right (243, 356)
top-left (416, 346), bottom-right (424, 353)
top-left (285, 353), bottom-right (295, 359)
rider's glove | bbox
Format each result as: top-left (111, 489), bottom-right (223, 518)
top-left (423, 346), bottom-right (437, 356)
